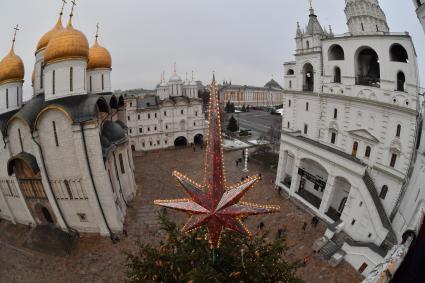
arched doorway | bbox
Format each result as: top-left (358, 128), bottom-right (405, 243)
top-left (41, 206), bottom-right (54, 224)
top-left (303, 63), bottom-right (314, 92)
top-left (296, 158), bottom-right (328, 209)
top-left (397, 71), bottom-right (405, 92)
top-left (174, 136), bottom-right (188, 147)
top-left (326, 177), bottom-right (351, 221)
top-left (355, 47), bottom-right (380, 87)
top-left (131, 144), bottom-right (136, 151)
top-left (334, 67), bottom-right (341, 83)
top-left (194, 134), bottom-right (203, 145)
top-left (8, 152), bottom-right (56, 226)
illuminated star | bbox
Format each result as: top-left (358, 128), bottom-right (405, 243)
top-left (154, 74), bottom-right (280, 248)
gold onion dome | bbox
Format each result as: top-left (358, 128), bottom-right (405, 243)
top-left (44, 18), bottom-right (89, 65)
top-left (36, 14), bottom-right (64, 53)
top-left (87, 38), bottom-right (112, 70)
top-left (0, 47), bottom-right (25, 85)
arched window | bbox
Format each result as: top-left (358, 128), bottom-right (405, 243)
top-left (70, 67), bottom-right (73, 92)
top-left (303, 63), bottom-right (314, 92)
top-left (334, 66), bottom-right (341, 83)
top-left (396, 124), bottom-right (401, 137)
top-left (390, 44), bottom-right (408, 63)
top-left (352, 141), bottom-right (358, 157)
top-left (305, 102), bottom-right (309, 111)
top-left (287, 69), bottom-right (295, 75)
top-left (52, 70), bottom-right (56, 94)
top-left (119, 153), bottom-right (125, 174)
top-left (16, 86), bottom-right (19, 105)
top-left (52, 121), bottom-right (59, 147)
top-left (101, 74), bottom-right (105, 90)
top-left (390, 153), bottom-right (397, 167)
top-left (330, 131), bottom-right (337, 144)
top-left (306, 40), bottom-right (310, 49)
top-left (6, 89), bottom-right (8, 109)
top-left (40, 63), bottom-right (44, 89)
top-left (356, 47), bottom-right (380, 87)
top-left (379, 185), bottom-right (388, 199)
top-left (397, 71), bottom-right (405, 92)
top-left (89, 76), bottom-right (92, 93)
top-left (361, 23), bottom-right (364, 31)
top-left (289, 80), bottom-right (292, 88)
top-left (288, 99), bottom-right (291, 107)
top-left (365, 146), bottom-right (371, 158)
top-left (18, 128), bottom-right (23, 152)
top-left (333, 108), bottom-right (338, 119)
top-left (328, 45), bottom-right (345, 60)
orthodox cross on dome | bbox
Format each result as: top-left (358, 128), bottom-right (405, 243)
top-left (173, 62), bottom-right (177, 74)
top-left (95, 23), bottom-right (100, 40)
top-left (309, 0), bottom-right (313, 9)
top-left (11, 24), bottom-right (19, 49)
top-left (192, 70), bottom-right (194, 81)
top-left (60, 0), bottom-right (67, 16)
top-left (70, 0), bottom-right (77, 18)
top-left (154, 74), bottom-right (280, 249)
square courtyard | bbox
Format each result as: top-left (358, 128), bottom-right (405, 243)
top-left (0, 147), bottom-right (362, 283)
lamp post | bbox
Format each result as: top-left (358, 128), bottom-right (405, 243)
top-left (242, 148), bottom-right (249, 172)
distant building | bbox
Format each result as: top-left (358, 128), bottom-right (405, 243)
top-left (276, 0), bottom-right (421, 276)
top-left (122, 70), bottom-right (207, 151)
top-left (219, 79), bottom-right (284, 107)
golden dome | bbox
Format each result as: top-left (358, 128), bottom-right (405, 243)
top-left (44, 18), bottom-right (89, 66)
top-left (36, 14), bottom-right (63, 54)
top-left (87, 38), bottom-right (112, 70)
top-left (0, 47), bottom-right (25, 85)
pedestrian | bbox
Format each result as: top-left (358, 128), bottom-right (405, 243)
top-left (277, 228), bottom-right (284, 239)
top-left (193, 146), bottom-right (196, 152)
top-left (259, 222), bottom-right (265, 231)
top-left (241, 177), bottom-right (244, 182)
top-left (123, 228), bottom-right (128, 237)
top-left (302, 222), bottom-right (307, 231)
top-left (236, 160), bottom-right (239, 167)
top-left (303, 255), bottom-right (310, 266)
top-left (278, 187), bottom-right (282, 195)
top-left (259, 173), bottom-right (262, 180)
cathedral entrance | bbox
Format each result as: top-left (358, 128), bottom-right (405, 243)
top-left (8, 152), bottom-right (57, 226)
top-left (194, 134), bottom-right (203, 145)
top-left (174, 136), bottom-right (188, 147)
top-left (41, 206), bottom-right (54, 224)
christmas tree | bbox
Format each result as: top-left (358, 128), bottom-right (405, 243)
top-left (125, 214), bottom-right (304, 283)
top-left (227, 115), bottom-right (239, 132)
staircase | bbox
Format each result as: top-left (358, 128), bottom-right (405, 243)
top-left (319, 240), bottom-right (340, 260)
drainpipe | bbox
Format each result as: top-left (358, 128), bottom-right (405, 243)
top-left (31, 132), bottom-right (69, 230)
top-left (80, 123), bottom-right (113, 239)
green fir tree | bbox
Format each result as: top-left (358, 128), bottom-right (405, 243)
top-left (125, 214), bottom-right (304, 283)
top-left (227, 115), bottom-right (239, 132)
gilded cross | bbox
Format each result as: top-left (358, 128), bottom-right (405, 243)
top-left (60, 0), bottom-right (67, 15)
top-left (96, 23), bottom-right (100, 40)
top-left (12, 25), bottom-right (19, 44)
top-left (70, 0), bottom-right (77, 17)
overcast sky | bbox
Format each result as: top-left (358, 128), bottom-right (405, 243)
top-left (0, 0), bottom-right (423, 100)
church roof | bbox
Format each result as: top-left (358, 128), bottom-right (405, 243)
top-left (102, 120), bottom-right (127, 145)
top-left (305, 9), bottom-right (324, 35)
top-left (3, 93), bottom-right (113, 135)
top-left (264, 79), bottom-right (283, 90)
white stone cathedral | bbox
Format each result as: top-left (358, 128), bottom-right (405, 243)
top-left (0, 5), bottom-right (137, 238)
top-left (277, 0), bottom-right (422, 276)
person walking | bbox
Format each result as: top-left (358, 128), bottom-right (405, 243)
top-left (302, 222), bottom-right (307, 231)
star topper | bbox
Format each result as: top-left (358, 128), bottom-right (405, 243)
top-left (154, 74), bottom-right (280, 248)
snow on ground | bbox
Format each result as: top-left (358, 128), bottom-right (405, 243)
top-left (222, 138), bottom-right (250, 150)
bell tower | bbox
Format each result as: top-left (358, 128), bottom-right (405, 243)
top-left (345, 0), bottom-right (389, 35)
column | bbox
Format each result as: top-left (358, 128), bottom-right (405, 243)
top-left (319, 174), bottom-right (336, 215)
top-left (289, 157), bottom-right (301, 196)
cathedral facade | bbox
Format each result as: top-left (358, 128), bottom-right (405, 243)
top-left (276, 0), bottom-right (421, 276)
top-left (0, 6), bottom-right (137, 237)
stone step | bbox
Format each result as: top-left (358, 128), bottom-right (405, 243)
top-left (319, 240), bottom-right (340, 260)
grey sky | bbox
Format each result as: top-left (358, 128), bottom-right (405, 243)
top-left (0, 0), bottom-right (423, 100)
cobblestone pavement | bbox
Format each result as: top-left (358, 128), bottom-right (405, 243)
top-left (0, 147), bottom-right (363, 283)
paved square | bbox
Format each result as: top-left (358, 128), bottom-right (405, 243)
top-left (0, 147), bottom-right (362, 282)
